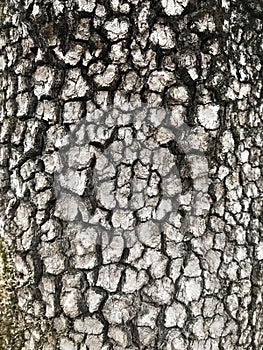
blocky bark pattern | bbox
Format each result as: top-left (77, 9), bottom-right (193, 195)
top-left (0, 0), bottom-right (262, 349)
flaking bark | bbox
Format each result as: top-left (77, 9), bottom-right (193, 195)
top-left (0, 0), bottom-right (262, 349)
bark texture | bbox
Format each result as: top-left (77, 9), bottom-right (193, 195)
top-left (0, 0), bottom-right (262, 349)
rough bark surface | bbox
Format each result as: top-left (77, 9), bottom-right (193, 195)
top-left (0, 0), bottom-right (262, 349)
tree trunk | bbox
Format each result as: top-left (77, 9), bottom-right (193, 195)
top-left (0, 0), bottom-right (262, 349)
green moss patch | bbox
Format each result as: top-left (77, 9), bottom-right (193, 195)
top-left (0, 239), bottom-right (24, 349)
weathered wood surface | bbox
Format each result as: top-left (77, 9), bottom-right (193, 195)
top-left (0, 0), bottom-right (262, 349)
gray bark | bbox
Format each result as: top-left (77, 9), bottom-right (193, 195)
top-left (0, 0), bottom-right (262, 349)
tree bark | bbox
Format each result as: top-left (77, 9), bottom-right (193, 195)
top-left (0, 0), bottom-right (262, 349)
